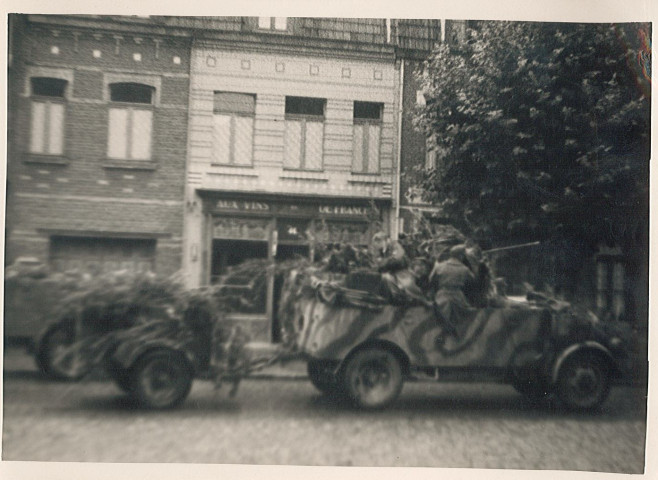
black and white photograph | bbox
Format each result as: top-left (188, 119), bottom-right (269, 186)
top-left (1, 1), bottom-right (654, 479)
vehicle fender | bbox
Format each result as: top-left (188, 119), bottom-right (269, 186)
top-left (335, 339), bottom-right (411, 376)
top-left (111, 338), bottom-right (197, 372)
top-left (550, 341), bottom-right (615, 384)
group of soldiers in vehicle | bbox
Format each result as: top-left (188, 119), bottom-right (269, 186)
top-left (373, 231), bottom-right (497, 339)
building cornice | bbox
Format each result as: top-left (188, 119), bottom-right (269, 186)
top-left (193, 34), bottom-right (396, 62)
top-left (26, 14), bottom-right (193, 39)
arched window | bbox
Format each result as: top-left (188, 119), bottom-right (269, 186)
top-left (107, 82), bottom-right (155, 160)
top-left (30, 77), bottom-right (67, 155)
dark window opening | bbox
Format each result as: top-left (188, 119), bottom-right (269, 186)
top-left (110, 82), bottom-right (155, 104)
top-left (31, 77), bottom-right (67, 97)
top-left (285, 96), bottom-right (325, 117)
top-left (211, 239), bottom-right (268, 314)
top-left (354, 101), bottom-right (383, 121)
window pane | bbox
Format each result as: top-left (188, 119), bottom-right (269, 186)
top-left (258, 17), bottom-right (270, 29)
top-left (234, 116), bottom-right (254, 165)
top-left (108, 108), bottom-right (128, 158)
top-left (212, 114), bottom-right (231, 164)
top-left (31, 77), bottom-right (67, 97)
top-left (131, 109), bottom-right (152, 160)
top-left (305, 121), bottom-right (323, 170)
top-left (284, 120), bottom-right (302, 169)
top-left (285, 96), bottom-right (325, 116)
top-left (274, 17), bottom-right (287, 30)
top-left (110, 83), bottom-right (154, 104)
top-left (30, 101), bottom-right (46, 153)
top-left (48, 102), bottom-right (65, 155)
top-left (214, 92), bottom-right (255, 115)
top-left (367, 124), bottom-right (380, 173)
top-left (352, 124), bottom-right (364, 172)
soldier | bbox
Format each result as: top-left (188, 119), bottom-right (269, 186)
top-left (370, 232), bottom-right (431, 306)
top-left (430, 245), bottom-right (476, 340)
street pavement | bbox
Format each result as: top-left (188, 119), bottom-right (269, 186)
top-left (1, 346), bottom-right (649, 472)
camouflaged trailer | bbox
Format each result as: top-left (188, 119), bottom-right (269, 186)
top-left (290, 280), bottom-right (632, 411)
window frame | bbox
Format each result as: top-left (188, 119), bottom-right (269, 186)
top-left (212, 92), bottom-right (257, 166)
top-left (28, 77), bottom-right (68, 157)
top-left (352, 101), bottom-right (383, 174)
top-left (284, 96), bottom-right (326, 172)
top-left (107, 82), bottom-right (156, 161)
top-left (257, 17), bottom-right (288, 31)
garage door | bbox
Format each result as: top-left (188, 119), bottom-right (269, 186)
top-left (49, 236), bottom-right (156, 274)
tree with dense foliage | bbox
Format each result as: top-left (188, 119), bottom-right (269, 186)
top-left (415, 21), bottom-right (650, 290)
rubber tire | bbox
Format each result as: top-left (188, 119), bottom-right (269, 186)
top-left (555, 352), bottom-right (611, 411)
top-left (510, 343), bottom-right (550, 402)
top-left (35, 322), bottom-right (83, 381)
top-left (307, 359), bottom-right (340, 395)
top-left (130, 350), bottom-right (193, 409)
top-left (341, 348), bottom-right (403, 409)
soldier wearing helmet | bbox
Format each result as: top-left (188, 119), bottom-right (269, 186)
top-left (430, 244), bottom-right (476, 340)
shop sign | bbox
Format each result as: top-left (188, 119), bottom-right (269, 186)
top-left (214, 200), bottom-right (270, 212)
top-left (318, 205), bottom-right (369, 217)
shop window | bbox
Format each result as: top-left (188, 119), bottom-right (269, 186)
top-left (258, 17), bottom-right (287, 30)
top-left (211, 239), bottom-right (268, 314)
top-left (107, 82), bottom-right (154, 160)
top-left (49, 236), bottom-right (156, 275)
top-left (352, 101), bottom-right (382, 174)
top-left (284, 96), bottom-right (325, 171)
top-left (212, 92), bottom-right (255, 166)
top-left (29, 77), bottom-right (67, 155)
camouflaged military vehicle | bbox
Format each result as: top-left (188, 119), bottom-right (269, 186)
top-left (87, 268), bottom-right (631, 411)
top-left (288, 276), bottom-right (632, 411)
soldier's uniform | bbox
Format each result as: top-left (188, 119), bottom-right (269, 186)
top-left (430, 247), bottom-right (476, 339)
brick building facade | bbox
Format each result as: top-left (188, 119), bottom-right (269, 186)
top-left (6, 15), bottom-right (192, 275)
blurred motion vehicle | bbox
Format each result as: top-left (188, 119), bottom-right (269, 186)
top-left (93, 269), bottom-right (631, 411)
top-left (10, 253), bottom-right (631, 412)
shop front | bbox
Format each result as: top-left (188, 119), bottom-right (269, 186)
top-left (198, 192), bottom-right (388, 342)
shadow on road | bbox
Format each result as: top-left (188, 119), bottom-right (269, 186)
top-left (306, 386), bottom-right (647, 423)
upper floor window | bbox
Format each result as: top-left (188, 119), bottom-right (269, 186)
top-left (30, 77), bottom-right (67, 155)
top-left (352, 101), bottom-right (383, 174)
top-left (107, 82), bottom-right (154, 160)
top-left (284, 96), bottom-right (325, 171)
top-left (212, 92), bottom-right (256, 166)
top-left (258, 17), bottom-right (287, 30)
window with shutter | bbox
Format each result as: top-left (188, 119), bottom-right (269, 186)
top-left (107, 83), bottom-right (155, 160)
top-left (352, 101), bottom-right (382, 173)
top-left (212, 92), bottom-right (256, 166)
top-left (284, 96), bottom-right (325, 171)
top-left (29, 77), bottom-right (67, 155)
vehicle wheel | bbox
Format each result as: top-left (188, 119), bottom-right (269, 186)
top-left (556, 352), bottom-right (611, 411)
top-left (510, 343), bottom-right (550, 402)
top-left (307, 359), bottom-right (339, 395)
top-left (341, 348), bottom-right (403, 409)
top-left (35, 322), bottom-right (83, 380)
top-left (130, 350), bottom-right (193, 409)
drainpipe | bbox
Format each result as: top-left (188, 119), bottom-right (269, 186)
top-left (393, 56), bottom-right (404, 240)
